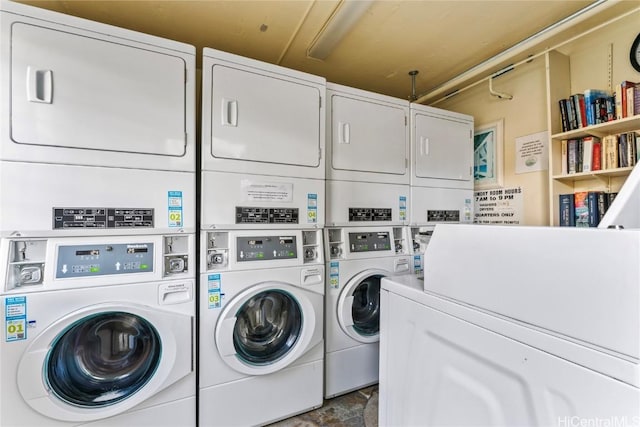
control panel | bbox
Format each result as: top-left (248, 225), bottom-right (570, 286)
top-left (205, 230), bottom-right (322, 271)
top-left (236, 236), bottom-right (297, 262)
top-left (53, 208), bottom-right (154, 229)
top-left (426, 210), bottom-right (460, 222)
top-left (348, 208), bottom-right (392, 222)
top-left (55, 243), bottom-right (154, 278)
top-left (348, 232), bottom-right (391, 253)
top-left (235, 207), bottom-right (299, 224)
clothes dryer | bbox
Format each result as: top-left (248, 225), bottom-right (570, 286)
top-left (0, 0), bottom-right (196, 237)
top-left (0, 234), bottom-right (196, 427)
top-left (201, 48), bottom-right (325, 229)
top-left (407, 103), bottom-right (474, 274)
top-left (324, 226), bottom-right (411, 398)
top-left (325, 83), bottom-right (410, 227)
top-left (199, 228), bottom-right (324, 426)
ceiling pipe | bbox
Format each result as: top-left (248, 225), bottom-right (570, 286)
top-left (414, 0), bottom-right (617, 105)
top-left (307, 0), bottom-right (375, 60)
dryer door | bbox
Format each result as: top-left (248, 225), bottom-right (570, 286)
top-left (215, 282), bottom-right (322, 375)
top-left (9, 22), bottom-right (188, 158)
top-left (17, 304), bottom-right (192, 422)
top-left (337, 269), bottom-right (390, 343)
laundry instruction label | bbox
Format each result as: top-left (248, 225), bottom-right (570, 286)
top-left (399, 196), bottom-right (407, 221)
top-left (168, 191), bottom-right (183, 228)
top-left (5, 296), bottom-right (27, 342)
top-left (307, 193), bottom-right (318, 224)
top-left (329, 261), bottom-right (339, 289)
top-left (413, 255), bottom-right (423, 275)
top-left (241, 181), bottom-right (293, 202)
top-left (207, 274), bottom-right (222, 309)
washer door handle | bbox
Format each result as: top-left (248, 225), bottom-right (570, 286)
top-left (341, 295), bottom-right (355, 327)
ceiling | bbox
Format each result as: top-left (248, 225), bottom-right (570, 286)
top-left (14, 0), bottom-right (638, 102)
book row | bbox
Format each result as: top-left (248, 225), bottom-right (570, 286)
top-left (560, 132), bottom-right (639, 175)
top-left (558, 191), bottom-right (617, 227)
top-left (558, 81), bottom-right (640, 132)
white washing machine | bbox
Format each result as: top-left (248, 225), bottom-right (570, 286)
top-left (325, 83), bottom-right (410, 227)
top-left (0, 234), bottom-right (196, 426)
top-left (200, 48), bottom-right (326, 229)
top-left (379, 224), bottom-right (640, 425)
top-left (324, 226), bottom-right (411, 398)
top-left (0, 0), bottom-right (196, 237)
top-left (199, 228), bottom-right (324, 426)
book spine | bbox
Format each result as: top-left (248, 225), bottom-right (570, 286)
top-left (559, 99), bottom-right (569, 132)
top-left (574, 191), bottom-right (589, 227)
top-left (561, 139), bottom-right (568, 174)
top-left (558, 193), bottom-right (575, 226)
top-left (567, 139), bottom-right (577, 174)
top-left (582, 137), bottom-right (592, 172)
top-left (597, 192), bottom-right (608, 220)
top-left (587, 191), bottom-right (599, 227)
top-left (619, 133), bottom-right (627, 167)
top-left (592, 138), bottom-right (602, 171)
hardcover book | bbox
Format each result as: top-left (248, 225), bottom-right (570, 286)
top-left (574, 191), bottom-right (589, 227)
top-left (558, 193), bottom-right (575, 226)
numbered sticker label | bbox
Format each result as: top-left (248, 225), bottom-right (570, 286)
top-left (5, 296), bottom-right (27, 342)
top-left (168, 191), bottom-right (183, 228)
top-left (208, 274), bottom-right (222, 309)
top-left (307, 193), bottom-right (318, 224)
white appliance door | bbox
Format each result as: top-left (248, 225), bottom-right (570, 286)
top-left (215, 282), bottom-right (321, 375)
top-left (210, 65), bottom-right (321, 168)
top-left (330, 94), bottom-right (407, 175)
top-left (10, 22), bottom-right (187, 156)
top-left (414, 112), bottom-right (472, 181)
top-left (17, 304), bottom-right (192, 422)
top-left (337, 269), bottom-right (390, 343)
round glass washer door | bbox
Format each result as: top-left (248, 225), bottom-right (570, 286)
top-left (46, 311), bottom-right (161, 407)
top-left (215, 282), bottom-right (322, 376)
top-left (17, 304), bottom-right (193, 423)
top-left (337, 269), bottom-right (388, 344)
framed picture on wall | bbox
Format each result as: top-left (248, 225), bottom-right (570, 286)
top-left (474, 119), bottom-right (504, 189)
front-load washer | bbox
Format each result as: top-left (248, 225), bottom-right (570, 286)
top-left (0, 0), bottom-right (196, 237)
top-left (325, 83), bottom-right (410, 227)
top-left (199, 228), bottom-right (324, 426)
top-left (200, 48), bottom-right (326, 229)
top-left (0, 233), bottom-right (196, 427)
top-left (324, 226), bottom-right (411, 398)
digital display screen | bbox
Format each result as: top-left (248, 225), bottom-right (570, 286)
top-left (75, 249), bottom-right (100, 256)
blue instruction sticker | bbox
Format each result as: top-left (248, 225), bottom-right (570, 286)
top-left (168, 191), bottom-right (183, 228)
top-left (5, 296), bottom-right (27, 342)
top-left (329, 261), bottom-right (340, 289)
top-left (413, 255), bottom-right (423, 275)
top-left (307, 193), bottom-right (318, 224)
top-left (208, 274), bottom-right (222, 309)
top-left (399, 196), bottom-right (407, 221)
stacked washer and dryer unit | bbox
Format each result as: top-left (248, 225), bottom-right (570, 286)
top-left (198, 48), bottom-right (326, 426)
top-left (324, 83), bottom-right (413, 398)
top-left (0, 1), bottom-right (197, 426)
top-left (408, 104), bottom-right (475, 277)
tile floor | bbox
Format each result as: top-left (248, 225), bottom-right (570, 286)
top-left (267, 385), bottom-right (379, 427)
